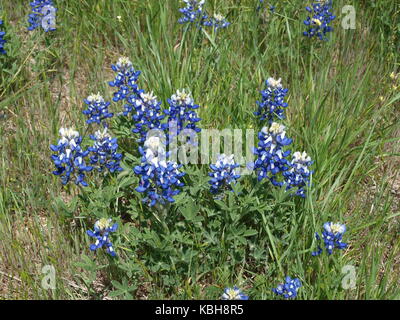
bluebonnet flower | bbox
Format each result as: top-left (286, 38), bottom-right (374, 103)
top-left (312, 222), bottom-right (347, 256)
top-left (0, 20), bottom-right (6, 55)
top-left (163, 89), bottom-right (201, 137)
top-left (130, 91), bottom-right (165, 143)
top-left (283, 151), bottom-right (313, 197)
top-left (253, 122), bottom-right (292, 186)
top-left (273, 276), bottom-right (302, 299)
top-left (134, 136), bottom-right (185, 206)
top-left (254, 77), bottom-right (289, 124)
top-left (27, 0), bottom-right (57, 32)
top-left (203, 13), bottom-right (230, 30)
top-left (88, 128), bottom-right (123, 174)
top-left (50, 128), bottom-right (93, 186)
top-left (86, 218), bottom-right (118, 257)
top-left (221, 286), bottom-right (249, 300)
top-left (109, 57), bottom-right (141, 105)
top-left (209, 154), bottom-right (241, 194)
top-left (82, 93), bottom-right (113, 125)
top-left (109, 57), bottom-right (164, 143)
top-left (178, 0), bottom-right (207, 27)
top-left (303, 1), bottom-right (336, 40)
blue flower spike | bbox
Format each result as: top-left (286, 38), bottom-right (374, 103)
top-left (109, 57), bottom-right (141, 104)
top-left (284, 151), bottom-right (313, 198)
top-left (88, 128), bottom-right (123, 174)
top-left (273, 276), bottom-right (302, 299)
top-left (82, 93), bottom-right (113, 125)
top-left (208, 154), bottom-right (241, 194)
top-left (303, 1), bottom-right (336, 40)
top-left (312, 222), bottom-right (347, 256)
top-left (164, 89), bottom-right (202, 137)
top-left (87, 218), bottom-right (118, 257)
top-left (130, 91), bottom-right (165, 143)
top-left (253, 122), bottom-right (292, 186)
top-left (50, 128), bottom-right (93, 186)
top-left (134, 136), bottom-right (185, 206)
top-left (178, 1), bottom-right (229, 30)
top-left (178, 0), bottom-right (207, 27)
top-left (254, 77), bottom-right (289, 124)
top-left (204, 13), bottom-right (230, 30)
top-left (221, 286), bottom-right (249, 300)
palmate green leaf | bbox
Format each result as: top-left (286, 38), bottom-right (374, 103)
top-left (52, 195), bottom-right (78, 218)
top-left (179, 197), bottom-right (202, 222)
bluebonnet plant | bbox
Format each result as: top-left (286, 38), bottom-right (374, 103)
top-left (134, 136), bottom-right (185, 206)
top-left (27, 0), bottom-right (57, 32)
top-left (86, 218), bottom-right (118, 257)
top-left (283, 151), bottom-right (313, 197)
top-left (88, 128), bottom-right (123, 174)
top-left (254, 77), bottom-right (289, 124)
top-left (221, 286), bottom-right (249, 300)
top-left (209, 154), bottom-right (241, 194)
top-left (203, 13), bottom-right (230, 30)
top-left (109, 57), bottom-right (141, 105)
top-left (82, 93), bottom-right (113, 125)
top-left (50, 128), bottom-right (93, 186)
top-left (273, 276), bottom-right (302, 299)
top-left (253, 122), bottom-right (292, 186)
top-left (312, 222), bottom-right (347, 256)
top-left (178, 0), bottom-right (207, 27)
top-left (303, 1), bottom-right (336, 40)
top-left (164, 89), bottom-right (201, 137)
top-left (0, 19), bottom-right (6, 55)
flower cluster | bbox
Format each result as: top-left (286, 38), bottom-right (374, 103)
top-left (178, 0), bottom-right (207, 26)
top-left (283, 151), bottom-right (313, 198)
top-left (86, 218), bottom-right (118, 257)
top-left (88, 128), bottom-right (123, 174)
top-left (303, 1), bottom-right (336, 40)
top-left (27, 0), bottom-right (57, 32)
top-left (203, 13), bottom-right (230, 30)
top-left (134, 136), bottom-right (185, 206)
top-left (221, 286), bottom-right (249, 300)
top-left (109, 58), bottom-right (165, 143)
top-left (178, 0), bottom-right (230, 30)
top-left (130, 91), bottom-right (165, 143)
top-left (273, 276), bottom-right (302, 299)
top-left (51, 92), bottom-right (122, 186)
top-left (82, 93), bottom-right (113, 125)
top-left (109, 57), bottom-right (141, 104)
top-left (0, 19), bottom-right (6, 55)
top-left (312, 222), bottom-right (347, 256)
top-left (253, 123), bottom-right (292, 186)
top-left (163, 89), bottom-right (201, 137)
top-left (254, 77), bottom-right (289, 124)
top-left (208, 154), bottom-right (241, 194)
top-left (50, 128), bottom-right (93, 186)
top-left (253, 77), bottom-right (314, 197)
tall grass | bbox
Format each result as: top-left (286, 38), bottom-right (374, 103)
top-left (0, 0), bottom-right (399, 299)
